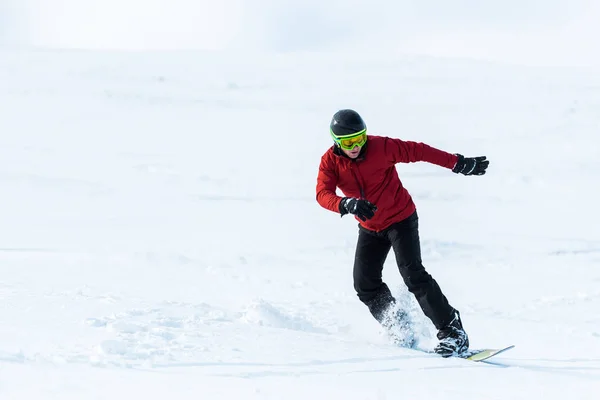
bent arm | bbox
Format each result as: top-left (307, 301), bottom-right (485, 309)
top-left (316, 157), bottom-right (343, 214)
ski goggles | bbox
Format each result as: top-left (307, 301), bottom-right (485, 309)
top-left (330, 129), bottom-right (367, 150)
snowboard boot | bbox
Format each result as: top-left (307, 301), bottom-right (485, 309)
top-left (434, 311), bottom-right (469, 357)
top-left (383, 308), bottom-right (416, 348)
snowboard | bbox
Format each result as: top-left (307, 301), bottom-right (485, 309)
top-left (458, 345), bottom-right (515, 362)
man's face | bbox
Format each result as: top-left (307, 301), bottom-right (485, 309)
top-left (342, 145), bottom-right (362, 159)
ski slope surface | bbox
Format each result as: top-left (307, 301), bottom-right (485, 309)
top-left (1, 49), bottom-right (600, 399)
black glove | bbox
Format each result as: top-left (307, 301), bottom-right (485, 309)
top-left (340, 197), bottom-right (377, 221)
top-left (452, 154), bottom-right (489, 176)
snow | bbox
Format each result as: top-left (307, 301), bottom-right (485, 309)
top-left (4, 0), bottom-right (600, 66)
top-left (1, 48), bottom-right (600, 399)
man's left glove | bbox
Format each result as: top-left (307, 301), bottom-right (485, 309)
top-left (452, 154), bottom-right (489, 176)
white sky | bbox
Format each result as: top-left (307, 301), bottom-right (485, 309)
top-left (1, 0), bottom-right (599, 66)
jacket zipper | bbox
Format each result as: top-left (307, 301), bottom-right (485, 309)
top-left (350, 162), bottom-right (366, 199)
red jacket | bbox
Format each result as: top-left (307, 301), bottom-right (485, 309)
top-left (316, 135), bottom-right (458, 232)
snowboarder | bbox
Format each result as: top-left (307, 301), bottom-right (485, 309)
top-left (315, 109), bottom-right (489, 357)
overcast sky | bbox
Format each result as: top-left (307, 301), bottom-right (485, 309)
top-left (1, 0), bottom-right (599, 66)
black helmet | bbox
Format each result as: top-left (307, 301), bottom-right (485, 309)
top-left (330, 109), bottom-right (366, 137)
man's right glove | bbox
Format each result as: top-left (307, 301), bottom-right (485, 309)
top-left (452, 154), bottom-right (489, 176)
top-left (339, 197), bottom-right (377, 221)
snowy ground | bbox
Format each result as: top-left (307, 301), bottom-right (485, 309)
top-left (1, 49), bottom-right (600, 399)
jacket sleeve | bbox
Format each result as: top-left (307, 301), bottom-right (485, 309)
top-left (316, 154), bottom-right (343, 213)
top-left (384, 137), bottom-right (458, 169)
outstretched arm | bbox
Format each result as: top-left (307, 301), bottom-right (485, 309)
top-left (384, 137), bottom-right (489, 175)
top-left (383, 137), bottom-right (458, 169)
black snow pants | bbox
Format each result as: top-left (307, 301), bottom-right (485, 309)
top-left (353, 211), bottom-right (456, 330)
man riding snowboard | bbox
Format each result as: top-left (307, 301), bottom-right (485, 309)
top-left (315, 109), bottom-right (489, 357)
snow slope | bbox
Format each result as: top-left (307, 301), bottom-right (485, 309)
top-left (1, 49), bottom-right (600, 399)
